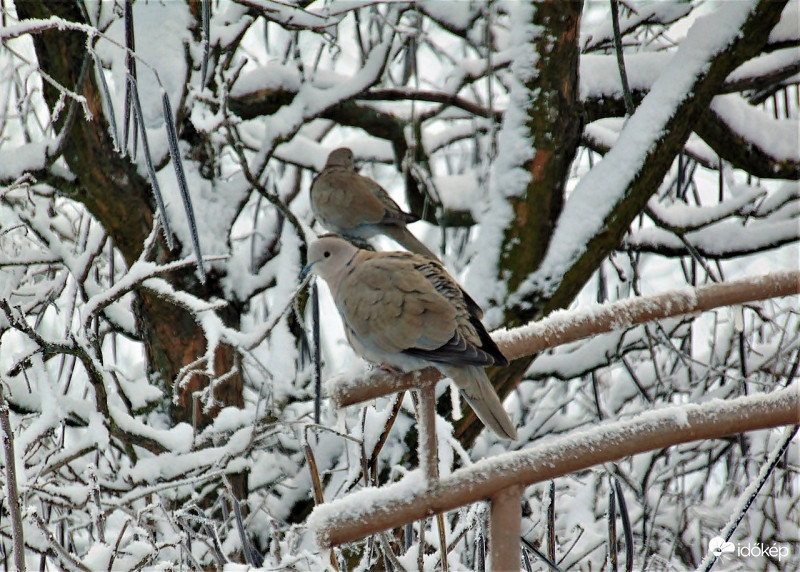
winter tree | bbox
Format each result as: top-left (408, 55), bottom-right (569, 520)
top-left (0, 0), bottom-right (798, 569)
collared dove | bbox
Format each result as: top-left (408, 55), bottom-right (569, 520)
top-left (310, 148), bottom-right (438, 260)
top-left (302, 236), bottom-right (516, 440)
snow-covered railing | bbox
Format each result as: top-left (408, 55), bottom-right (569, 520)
top-left (329, 270), bottom-right (800, 408)
top-left (309, 388), bottom-right (800, 553)
top-left (309, 270), bottom-right (799, 569)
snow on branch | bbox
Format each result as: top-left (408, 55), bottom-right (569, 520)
top-left (696, 94), bottom-right (800, 179)
top-left (644, 185), bottom-right (766, 232)
top-left (0, 15), bottom-right (96, 41)
top-left (240, 0), bottom-right (412, 30)
top-left (329, 270), bottom-right (800, 408)
top-left (242, 23), bottom-right (400, 175)
top-left (624, 218), bottom-right (800, 258)
top-left (528, 0), bottom-right (785, 301)
top-left (722, 48), bottom-right (800, 93)
top-left (309, 386), bottom-right (800, 548)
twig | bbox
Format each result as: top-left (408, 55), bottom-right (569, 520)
top-left (610, 0), bottom-right (634, 115)
top-left (88, 464), bottom-right (106, 543)
top-left (548, 480), bottom-right (556, 562)
top-left (162, 91), bottom-right (206, 282)
top-left (32, 511), bottom-right (90, 571)
top-left (698, 424), bottom-right (799, 572)
top-left (521, 537), bottom-right (562, 572)
top-left (608, 480), bottom-right (617, 572)
top-left (0, 384), bottom-right (26, 572)
top-left (130, 77), bottom-right (173, 249)
top-left (107, 520), bottom-right (130, 572)
top-left (613, 477), bottom-right (633, 572)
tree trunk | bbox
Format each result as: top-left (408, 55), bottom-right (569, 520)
top-left (451, 0), bottom-right (583, 444)
top-left (499, 0), bottom-right (583, 305)
top-left (455, 0), bottom-right (787, 446)
top-left (16, 1), bottom-right (244, 433)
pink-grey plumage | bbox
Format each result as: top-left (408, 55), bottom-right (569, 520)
top-left (303, 236), bottom-right (516, 440)
top-left (310, 148), bottom-right (438, 260)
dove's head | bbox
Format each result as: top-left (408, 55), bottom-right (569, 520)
top-left (300, 236), bottom-right (359, 284)
top-left (325, 147), bottom-right (354, 169)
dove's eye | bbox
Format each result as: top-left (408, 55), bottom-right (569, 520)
top-left (323, 251), bottom-right (331, 258)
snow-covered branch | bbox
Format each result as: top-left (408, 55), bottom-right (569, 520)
top-left (523, 0), bottom-right (788, 313)
top-left (624, 218), bottom-right (800, 258)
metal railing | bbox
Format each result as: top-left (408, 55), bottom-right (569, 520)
top-left (308, 270), bottom-right (800, 570)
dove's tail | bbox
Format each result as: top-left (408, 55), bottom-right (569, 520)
top-left (444, 366), bottom-right (517, 440)
top-left (380, 225), bottom-right (440, 261)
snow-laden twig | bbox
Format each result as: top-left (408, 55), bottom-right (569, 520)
top-left (82, 255), bottom-right (228, 327)
top-left (624, 217), bottom-right (799, 258)
top-left (234, 0), bottom-right (341, 30)
top-left (0, 14), bottom-right (96, 40)
top-left (87, 464), bottom-right (106, 544)
top-left (645, 185), bottom-right (766, 233)
top-left (31, 510), bottom-right (91, 572)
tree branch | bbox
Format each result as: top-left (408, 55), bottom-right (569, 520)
top-left (530, 0), bottom-right (788, 315)
top-left (0, 385), bottom-right (26, 572)
top-left (465, 1), bottom-right (791, 448)
top-left (693, 101), bottom-right (800, 180)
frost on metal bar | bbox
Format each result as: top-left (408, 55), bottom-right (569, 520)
top-left (328, 270), bottom-right (800, 408)
top-left (309, 387), bottom-right (800, 548)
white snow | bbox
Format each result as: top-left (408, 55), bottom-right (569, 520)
top-left (1, 1), bottom-right (797, 569)
top-left (522, 1), bottom-right (763, 298)
top-left (710, 94), bottom-right (800, 163)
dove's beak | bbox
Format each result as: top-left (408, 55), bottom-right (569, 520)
top-left (298, 262), bottom-right (315, 282)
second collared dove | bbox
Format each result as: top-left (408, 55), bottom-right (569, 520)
top-left (310, 148), bottom-right (438, 260)
top-left (302, 236), bottom-right (516, 440)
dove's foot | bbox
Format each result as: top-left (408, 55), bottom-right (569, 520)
top-left (377, 363), bottom-right (404, 376)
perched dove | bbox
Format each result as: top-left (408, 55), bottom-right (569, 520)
top-left (310, 148), bottom-right (438, 260)
top-left (302, 236), bottom-right (517, 440)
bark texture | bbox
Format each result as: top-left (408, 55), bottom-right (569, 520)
top-left (16, 1), bottom-right (244, 431)
top-left (455, 0), bottom-right (789, 445)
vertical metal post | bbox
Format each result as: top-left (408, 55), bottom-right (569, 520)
top-left (490, 485), bottom-right (522, 572)
top-left (416, 385), bottom-right (448, 570)
top-left (416, 385), bottom-right (438, 482)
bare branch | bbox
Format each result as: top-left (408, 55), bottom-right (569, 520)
top-left (0, 384), bottom-right (26, 572)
